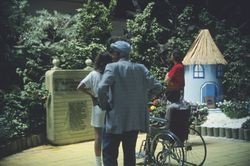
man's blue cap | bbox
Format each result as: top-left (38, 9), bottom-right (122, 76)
top-left (110, 41), bottom-right (131, 55)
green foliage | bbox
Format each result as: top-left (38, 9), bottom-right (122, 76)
top-left (126, 3), bottom-right (250, 101)
top-left (74, 1), bottom-right (112, 44)
top-left (126, 2), bottom-right (163, 69)
top-left (0, 0), bottom-right (29, 89)
top-left (1, 0), bottom-right (250, 144)
top-left (149, 66), bottom-right (168, 83)
top-left (0, 0), bottom-right (30, 144)
top-left (15, 10), bottom-right (75, 84)
top-left (125, 4), bottom-right (197, 79)
top-left (0, 83), bottom-right (47, 144)
top-left (0, 0), bottom-right (28, 51)
top-left (190, 103), bottom-right (209, 125)
top-left (15, 1), bottom-right (113, 85)
top-left (148, 95), bottom-right (208, 126)
top-left (148, 97), bottom-right (168, 118)
top-left (59, 42), bottom-right (106, 69)
top-left (21, 82), bottom-right (47, 133)
top-left (175, 6), bottom-right (250, 101)
top-left (160, 5), bottom-right (197, 62)
top-left (242, 119), bottom-right (250, 129)
top-left (150, 106), bottom-right (166, 119)
top-left (217, 100), bottom-right (249, 119)
top-left (167, 5), bottom-right (250, 102)
top-left (1, 0), bottom-right (113, 143)
top-left (220, 30), bottom-right (250, 100)
top-left (0, 91), bottom-right (27, 144)
top-left (108, 0), bottom-right (118, 14)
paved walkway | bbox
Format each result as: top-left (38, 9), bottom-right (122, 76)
top-left (0, 134), bottom-right (249, 166)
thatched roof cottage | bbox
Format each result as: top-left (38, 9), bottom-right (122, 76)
top-left (182, 29), bottom-right (227, 105)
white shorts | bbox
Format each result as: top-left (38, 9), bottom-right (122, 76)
top-left (91, 105), bottom-right (106, 128)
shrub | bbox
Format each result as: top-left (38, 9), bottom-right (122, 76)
top-left (148, 98), bottom-right (167, 118)
top-left (0, 82), bottom-right (47, 144)
top-left (21, 82), bottom-right (47, 133)
top-left (0, 0), bottom-right (113, 143)
top-left (0, 91), bottom-right (27, 144)
top-left (220, 29), bottom-right (250, 101)
top-left (0, 0), bottom-right (29, 89)
top-left (74, 1), bottom-right (112, 44)
top-left (126, 2), bottom-right (164, 69)
top-left (15, 1), bottom-right (113, 85)
top-left (126, 4), bottom-right (250, 101)
top-left (242, 119), bottom-right (250, 129)
top-left (148, 95), bottom-right (209, 126)
top-left (150, 66), bottom-right (168, 83)
top-left (217, 100), bottom-right (249, 119)
top-left (188, 102), bottom-right (209, 125)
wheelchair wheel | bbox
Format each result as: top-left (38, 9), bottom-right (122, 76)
top-left (151, 131), bottom-right (185, 166)
top-left (184, 127), bottom-right (207, 166)
top-left (136, 135), bottom-right (156, 166)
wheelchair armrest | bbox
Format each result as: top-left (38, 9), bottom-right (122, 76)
top-left (149, 116), bottom-right (168, 124)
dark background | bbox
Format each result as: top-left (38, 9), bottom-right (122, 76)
top-left (27, 0), bottom-right (250, 35)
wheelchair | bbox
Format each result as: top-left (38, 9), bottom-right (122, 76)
top-left (136, 102), bottom-right (207, 166)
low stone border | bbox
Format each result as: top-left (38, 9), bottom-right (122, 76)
top-left (0, 133), bottom-right (46, 158)
top-left (195, 126), bottom-right (250, 141)
top-left (1, 127), bottom-right (249, 159)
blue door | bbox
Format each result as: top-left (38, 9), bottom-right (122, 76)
top-left (201, 83), bottom-right (218, 103)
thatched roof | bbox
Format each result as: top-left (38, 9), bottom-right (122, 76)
top-left (182, 29), bottom-right (227, 65)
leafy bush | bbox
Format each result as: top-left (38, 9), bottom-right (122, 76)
top-left (149, 66), bottom-right (168, 82)
top-left (126, 2), bottom-right (164, 69)
top-left (127, 3), bottom-right (250, 101)
top-left (1, 0), bottom-right (113, 143)
top-left (189, 103), bottom-right (209, 125)
top-left (15, 0), bottom-right (113, 85)
top-left (21, 82), bottom-right (47, 133)
top-left (74, 1), bottom-right (112, 44)
top-left (221, 33), bottom-right (250, 100)
top-left (0, 0), bottom-right (29, 89)
top-left (15, 10), bottom-right (102, 84)
top-left (1, 0), bottom-right (250, 145)
top-left (174, 6), bottom-right (250, 101)
top-left (217, 100), bottom-right (249, 119)
top-left (148, 95), bottom-right (208, 125)
top-left (148, 97), bottom-right (168, 118)
top-left (0, 83), bottom-right (47, 144)
top-left (242, 119), bottom-right (250, 129)
top-left (0, 91), bottom-right (27, 144)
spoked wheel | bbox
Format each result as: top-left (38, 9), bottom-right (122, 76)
top-left (151, 131), bottom-right (185, 166)
top-left (136, 136), bottom-right (157, 166)
top-left (184, 127), bottom-right (207, 166)
top-left (143, 154), bottom-right (157, 166)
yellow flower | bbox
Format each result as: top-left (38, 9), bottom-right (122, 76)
top-left (150, 105), bottom-right (157, 111)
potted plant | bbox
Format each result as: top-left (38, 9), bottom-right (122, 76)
top-left (241, 119), bottom-right (250, 141)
